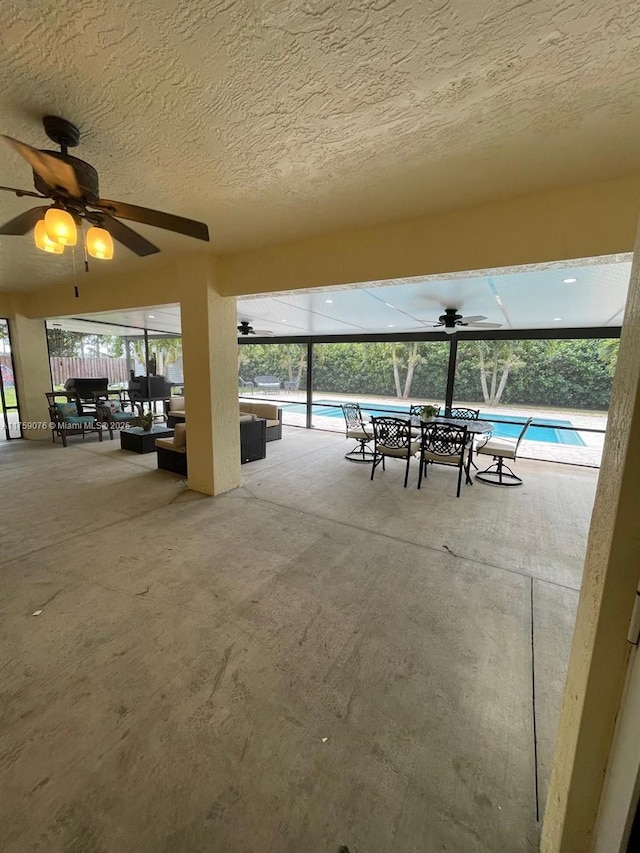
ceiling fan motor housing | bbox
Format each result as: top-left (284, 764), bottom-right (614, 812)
top-left (440, 308), bottom-right (463, 327)
top-left (33, 152), bottom-right (100, 204)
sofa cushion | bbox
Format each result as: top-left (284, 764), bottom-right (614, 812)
top-left (169, 396), bottom-right (185, 412)
top-left (174, 423), bottom-right (187, 448)
top-left (239, 413), bottom-right (257, 422)
top-left (239, 402), bottom-right (280, 421)
top-left (155, 437), bottom-right (186, 452)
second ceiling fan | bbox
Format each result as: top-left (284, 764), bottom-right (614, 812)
top-left (411, 307), bottom-right (503, 335)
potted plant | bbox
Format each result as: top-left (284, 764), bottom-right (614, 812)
top-left (420, 404), bottom-right (440, 421)
top-left (139, 411), bottom-right (154, 432)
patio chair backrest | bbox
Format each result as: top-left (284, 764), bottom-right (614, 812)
top-left (449, 407), bottom-right (479, 420)
top-left (342, 403), bottom-right (366, 432)
top-left (513, 417), bottom-right (534, 456)
top-left (371, 416), bottom-right (412, 451)
top-left (420, 421), bottom-right (468, 457)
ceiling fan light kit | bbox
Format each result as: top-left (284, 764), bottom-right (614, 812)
top-left (86, 226), bottom-right (114, 260)
top-left (34, 220), bottom-right (63, 254)
top-left (44, 207), bottom-right (77, 246)
top-left (1, 115), bottom-right (210, 264)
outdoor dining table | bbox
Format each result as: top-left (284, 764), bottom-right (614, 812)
top-left (410, 415), bottom-right (494, 484)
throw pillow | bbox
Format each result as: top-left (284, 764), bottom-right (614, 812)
top-left (101, 399), bottom-right (122, 414)
top-left (55, 401), bottom-right (79, 419)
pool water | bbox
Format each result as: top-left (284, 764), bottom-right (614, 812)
top-left (282, 400), bottom-right (586, 446)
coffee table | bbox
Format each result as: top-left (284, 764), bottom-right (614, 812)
top-left (120, 425), bottom-right (174, 454)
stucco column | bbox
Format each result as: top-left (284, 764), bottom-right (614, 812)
top-left (541, 222), bottom-right (640, 850)
top-left (180, 256), bottom-right (241, 496)
top-left (9, 314), bottom-right (52, 440)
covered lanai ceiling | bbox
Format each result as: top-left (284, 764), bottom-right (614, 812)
top-left (2, 1), bottom-right (640, 292)
top-left (53, 257), bottom-right (631, 338)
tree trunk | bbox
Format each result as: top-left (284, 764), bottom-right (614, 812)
top-left (494, 364), bottom-right (512, 405)
top-left (402, 343), bottom-right (420, 398)
top-left (489, 360), bottom-right (498, 405)
top-left (477, 348), bottom-right (490, 404)
top-left (392, 346), bottom-right (402, 398)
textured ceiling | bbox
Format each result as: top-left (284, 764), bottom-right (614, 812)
top-left (2, 0), bottom-right (640, 291)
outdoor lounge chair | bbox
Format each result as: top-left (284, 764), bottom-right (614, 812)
top-left (475, 417), bottom-right (533, 486)
top-left (46, 392), bottom-right (103, 447)
top-left (254, 375), bottom-right (280, 394)
top-left (95, 391), bottom-right (142, 438)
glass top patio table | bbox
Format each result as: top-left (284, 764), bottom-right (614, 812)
top-left (410, 416), bottom-right (494, 435)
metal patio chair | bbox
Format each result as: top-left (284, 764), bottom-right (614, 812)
top-left (475, 417), bottom-right (533, 486)
top-left (418, 421), bottom-right (470, 497)
top-left (370, 416), bottom-right (420, 488)
top-left (341, 403), bottom-right (373, 462)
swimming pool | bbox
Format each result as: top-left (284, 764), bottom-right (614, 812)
top-left (282, 400), bottom-right (586, 446)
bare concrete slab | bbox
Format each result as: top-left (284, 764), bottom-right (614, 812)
top-left (0, 430), bottom-right (593, 852)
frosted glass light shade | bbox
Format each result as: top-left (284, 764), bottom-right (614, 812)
top-left (44, 208), bottom-right (77, 246)
top-left (34, 220), bottom-right (64, 254)
top-left (86, 226), bottom-right (114, 260)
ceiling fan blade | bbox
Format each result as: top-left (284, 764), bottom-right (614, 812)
top-left (253, 330), bottom-right (275, 337)
top-left (0, 185), bottom-right (46, 199)
top-left (466, 321), bottom-right (503, 329)
top-left (0, 206), bottom-right (50, 235)
top-left (459, 315), bottom-right (487, 323)
top-left (2, 136), bottom-right (81, 197)
top-left (97, 214), bottom-right (160, 256)
top-left (95, 199), bottom-right (209, 242)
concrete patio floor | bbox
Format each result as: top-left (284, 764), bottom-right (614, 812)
top-left (0, 427), bottom-right (597, 852)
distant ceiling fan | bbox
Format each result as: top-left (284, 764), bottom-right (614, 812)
top-left (412, 307), bottom-right (503, 335)
top-left (0, 115), bottom-right (210, 258)
top-left (237, 320), bottom-right (274, 337)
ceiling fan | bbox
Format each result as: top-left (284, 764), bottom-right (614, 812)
top-left (0, 115), bottom-right (210, 257)
top-left (237, 320), bottom-right (275, 337)
top-left (413, 307), bottom-right (503, 335)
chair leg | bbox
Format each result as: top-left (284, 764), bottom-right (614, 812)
top-left (475, 454), bottom-right (523, 486)
top-left (456, 462), bottom-right (463, 497)
top-left (370, 454), bottom-right (378, 481)
top-left (403, 455), bottom-right (411, 488)
top-left (417, 454), bottom-right (424, 489)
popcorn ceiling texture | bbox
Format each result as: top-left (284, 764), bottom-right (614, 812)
top-left (1, 0), bottom-right (639, 290)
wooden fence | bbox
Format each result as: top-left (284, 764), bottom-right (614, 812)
top-left (49, 357), bottom-right (128, 387)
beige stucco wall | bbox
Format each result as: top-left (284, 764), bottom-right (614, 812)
top-left (3, 174), bottom-right (639, 317)
top-left (542, 216), bottom-right (640, 851)
top-left (217, 174), bottom-right (640, 297)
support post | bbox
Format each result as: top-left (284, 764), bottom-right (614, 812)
top-left (444, 336), bottom-right (458, 416)
top-left (180, 257), bottom-right (241, 496)
top-left (306, 338), bottom-right (313, 429)
top-left (9, 315), bottom-right (52, 440)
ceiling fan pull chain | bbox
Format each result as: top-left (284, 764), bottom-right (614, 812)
top-left (83, 226), bottom-right (89, 273)
top-left (71, 245), bottom-right (80, 298)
